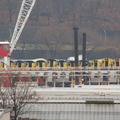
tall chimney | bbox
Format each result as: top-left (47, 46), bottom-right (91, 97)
top-left (73, 27), bottom-right (79, 67)
top-left (82, 33), bottom-right (86, 67)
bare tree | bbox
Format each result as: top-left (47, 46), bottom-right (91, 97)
top-left (0, 72), bottom-right (38, 120)
top-left (34, 26), bottom-right (67, 58)
top-left (7, 0), bottom-right (12, 23)
top-left (53, 0), bottom-right (70, 24)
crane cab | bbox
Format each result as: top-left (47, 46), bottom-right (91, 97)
top-left (0, 41), bottom-right (10, 57)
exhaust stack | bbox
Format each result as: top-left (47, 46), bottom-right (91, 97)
top-left (82, 33), bottom-right (87, 67)
top-left (73, 27), bottom-right (79, 85)
top-left (73, 27), bottom-right (79, 67)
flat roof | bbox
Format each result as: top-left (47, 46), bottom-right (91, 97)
top-left (0, 41), bottom-right (10, 44)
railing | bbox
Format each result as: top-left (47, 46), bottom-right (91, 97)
top-left (1, 67), bottom-right (120, 86)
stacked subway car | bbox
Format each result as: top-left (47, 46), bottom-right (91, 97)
top-left (0, 58), bottom-right (120, 69)
top-left (0, 58), bottom-right (82, 69)
top-left (88, 58), bottom-right (120, 69)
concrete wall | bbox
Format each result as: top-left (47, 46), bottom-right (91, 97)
top-left (0, 112), bottom-right (10, 120)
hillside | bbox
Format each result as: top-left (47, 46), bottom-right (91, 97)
top-left (0, 0), bottom-right (120, 59)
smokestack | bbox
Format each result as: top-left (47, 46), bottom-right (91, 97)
top-left (73, 27), bottom-right (79, 67)
top-left (82, 33), bottom-right (86, 67)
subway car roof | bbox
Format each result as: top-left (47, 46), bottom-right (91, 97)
top-left (36, 60), bottom-right (46, 62)
top-left (10, 60), bottom-right (14, 63)
top-left (25, 61), bottom-right (35, 63)
top-left (15, 60), bottom-right (24, 63)
top-left (55, 59), bottom-right (66, 62)
top-left (32, 58), bottom-right (47, 62)
top-left (47, 59), bottom-right (56, 61)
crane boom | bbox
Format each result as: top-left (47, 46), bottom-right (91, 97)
top-left (10, 0), bottom-right (36, 56)
top-left (4, 0), bottom-right (36, 69)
